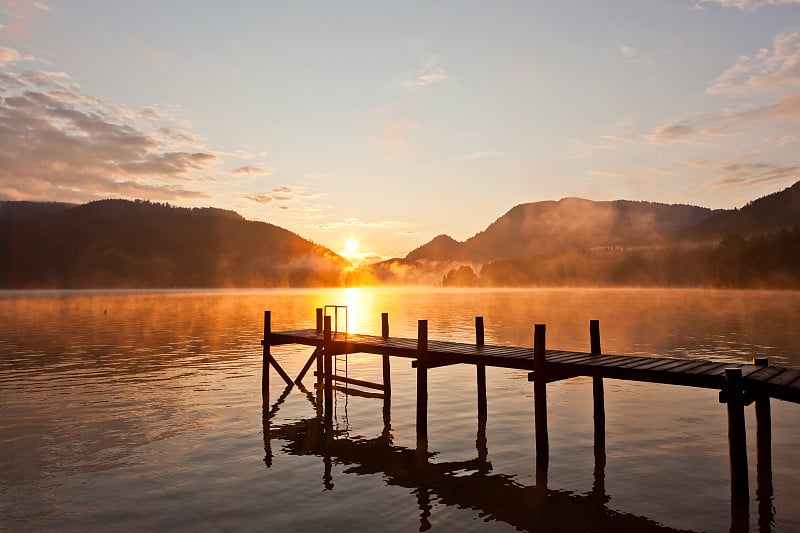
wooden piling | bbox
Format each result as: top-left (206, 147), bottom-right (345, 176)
top-left (533, 324), bottom-right (549, 471)
top-left (323, 315), bottom-right (333, 417)
top-left (417, 319), bottom-right (429, 444)
top-left (262, 310), bottom-right (271, 399)
top-left (382, 313), bottom-right (391, 397)
top-left (476, 316), bottom-right (487, 421)
top-left (754, 356), bottom-right (775, 531)
top-left (753, 357), bottom-right (772, 473)
top-left (381, 312), bottom-right (389, 338)
top-left (590, 320), bottom-right (606, 444)
top-left (725, 367), bottom-right (749, 505)
top-left (316, 310), bottom-right (324, 386)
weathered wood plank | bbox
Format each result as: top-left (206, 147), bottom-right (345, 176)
top-left (766, 369), bottom-right (800, 387)
top-left (662, 360), bottom-right (711, 374)
top-left (746, 366), bottom-right (785, 382)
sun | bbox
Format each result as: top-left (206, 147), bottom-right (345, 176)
top-left (345, 238), bottom-right (359, 252)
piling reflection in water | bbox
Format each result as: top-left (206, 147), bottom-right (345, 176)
top-left (262, 383), bottom-right (770, 533)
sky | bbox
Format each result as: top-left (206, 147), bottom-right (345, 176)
top-left (1, 1), bottom-right (799, 262)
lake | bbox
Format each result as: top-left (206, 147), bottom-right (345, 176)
top-left (2, 288), bottom-right (800, 532)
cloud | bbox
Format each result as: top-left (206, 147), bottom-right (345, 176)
top-left (763, 135), bottom-right (797, 146)
top-left (619, 44), bottom-right (650, 64)
top-left (571, 134), bottom-right (635, 153)
top-left (311, 217), bottom-right (407, 231)
top-left (244, 186), bottom-right (328, 218)
top-left (685, 159), bottom-right (800, 188)
top-left (588, 169), bottom-right (636, 178)
top-left (645, 121), bottom-right (730, 144)
top-left (725, 93), bottom-right (800, 122)
top-left (696, 0), bottom-right (800, 10)
top-left (407, 55), bottom-right (447, 88)
top-left (707, 31), bottom-right (800, 96)
top-left (232, 165), bottom-right (271, 177)
top-left (588, 166), bottom-right (671, 179)
top-left (245, 186), bottom-right (321, 204)
top-left (467, 150), bottom-right (500, 159)
top-left (0, 51), bottom-right (220, 202)
top-left (0, 46), bottom-right (21, 67)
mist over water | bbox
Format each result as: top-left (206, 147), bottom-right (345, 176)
top-left (2, 288), bottom-right (800, 532)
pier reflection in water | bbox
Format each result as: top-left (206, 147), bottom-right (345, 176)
top-left (263, 379), bottom-right (774, 533)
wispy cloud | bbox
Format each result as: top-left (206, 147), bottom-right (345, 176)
top-left (685, 159), bottom-right (800, 188)
top-left (0, 45), bottom-right (21, 67)
top-left (763, 135), bottom-right (797, 146)
top-left (645, 121), bottom-right (731, 144)
top-left (619, 44), bottom-right (650, 64)
top-left (244, 186), bottom-right (328, 218)
top-left (707, 31), bottom-right (800, 96)
top-left (407, 55), bottom-right (447, 88)
top-left (696, 0), bottom-right (800, 10)
top-left (467, 150), bottom-right (501, 159)
top-left (588, 166), bottom-right (672, 179)
top-left (245, 186), bottom-right (321, 204)
top-left (0, 47), bottom-right (222, 202)
top-left (311, 217), bottom-right (408, 231)
top-left (588, 169), bottom-right (636, 178)
top-left (232, 165), bottom-right (271, 177)
top-left (571, 134), bottom-right (635, 154)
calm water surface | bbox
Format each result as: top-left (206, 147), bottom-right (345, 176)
top-left (2, 288), bottom-right (800, 532)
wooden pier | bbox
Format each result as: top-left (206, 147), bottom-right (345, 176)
top-left (261, 308), bottom-right (800, 511)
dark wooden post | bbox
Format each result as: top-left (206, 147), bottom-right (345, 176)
top-left (753, 358), bottom-right (774, 531)
top-left (381, 313), bottom-right (391, 397)
top-left (262, 311), bottom-right (271, 399)
top-left (590, 320), bottom-right (606, 444)
top-left (533, 324), bottom-right (549, 482)
top-left (323, 315), bottom-right (333, 419)
top-left (476, 316), bottom-right (487, 421)
top-left (753, 357), bottom-right (772, 472)
top-left (417, 320), bottom-right (429, 446)
top-left (725, 367), bottom-right (749, 505)
top-left (316, 309), bottom-right (324, 387)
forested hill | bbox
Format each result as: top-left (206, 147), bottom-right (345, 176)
top-left (0, 199), bottom-right (349, 288)
top-left (406, 198), bottom-right (717, 263)
top-left (677, 180), bottom-right (800, 242)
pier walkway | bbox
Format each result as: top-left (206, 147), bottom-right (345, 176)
top-left (268, 328), bottom-right (800, 404)
top-left (261, 308), bottom-right (800, 511)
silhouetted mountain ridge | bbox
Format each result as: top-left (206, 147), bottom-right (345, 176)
top-left (677, 180), bottom-right (800, 242)
top-left (0, 200), bottom-right (76, 219)
top-left (406, 198), bottom-right (718, 263)
top-left (0, 199), bottom-right (348, 288)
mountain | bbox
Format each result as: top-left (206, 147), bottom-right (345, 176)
top-left (406, 198), bottom-right (718, 263)
top-left (0, 199), bottom-right (348, 288)
top-left (0, 201), bottom-right (75, 219)
top-left (677, 181), bottom-right (800, 242)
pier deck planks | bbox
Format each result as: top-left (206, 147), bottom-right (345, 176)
top-left (268, 329), bottom-right (800, 403)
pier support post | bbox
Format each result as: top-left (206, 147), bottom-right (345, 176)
top-left (262, 311), bottom-right (271, 400)
top-left (725, 367), bottom-right (749, 505)
top-left (533, 324), bottom-right (549, 484)
top-left (590, 320), bottom-right (606, 451)
top-left (476, 316), bottom-right (487, 421)
top-left (753, 357), bottom-right (772, 473)
top-left (382, 313), bottom-right (391, 398)
top-left (417, 320), bottom-right (429, 447)
top-left (316, 309), bottom-right (324, 388)
top-left (753, 357), bottom-right (774, 530)
top-left (323, 315), bottom-right (333, 420)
